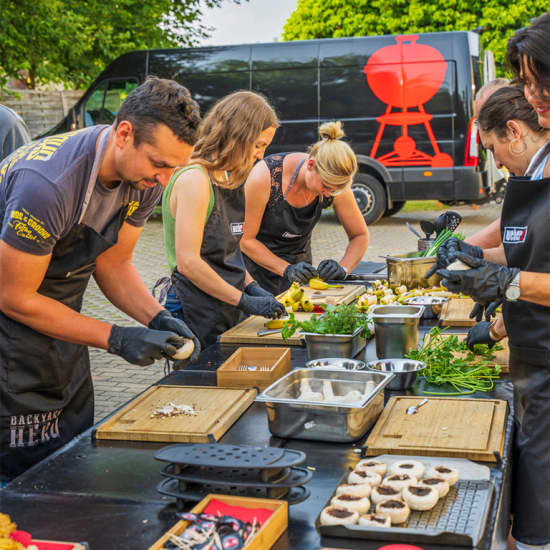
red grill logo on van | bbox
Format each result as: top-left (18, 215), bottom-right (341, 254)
top-left (364, 35), bottom-right (453, 168)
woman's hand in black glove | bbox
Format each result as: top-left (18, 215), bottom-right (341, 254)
top-left (238, 293), bottom-right (286, 318)
top-left (244, 281), bottom-right (274, 298)
top-left (466, 321), bottom-right (495, 350)
top-left (283, 262), bottom-right (318, 285)
top-left (437, 252), bottom-right (519, 304)
top-left (317, 259), bottom-right (347, 281)
top-left (469, 300), bottom-right (501, 322)
top-left (108, 325), bottom-right (186, 366)
top-left (425, 237), bottom-right (483, 278)
top-left (148, 310), bottom-right (201, 363)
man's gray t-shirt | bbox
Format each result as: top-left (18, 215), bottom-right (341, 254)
top-left (0, 125), bottom-right (162, 255)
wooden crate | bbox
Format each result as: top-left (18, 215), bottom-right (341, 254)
top-left (363, 396), bottom-right (508, 462)
top-left (95, 385), bottom-right (256, 443)
top-left (148, 494), bottom-right (288, 550)
top-left (217, 347), bottom-right (291, 390)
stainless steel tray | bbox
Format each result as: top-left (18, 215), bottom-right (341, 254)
top-left (301, 327), bottom-right (366, 360)
top-left (255, 369), bottom-right (394, 442)
top-left (317, 455), bottom-right (494, 546)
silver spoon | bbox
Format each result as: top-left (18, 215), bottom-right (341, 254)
top-left (406, 398), bottom-right (428, 415)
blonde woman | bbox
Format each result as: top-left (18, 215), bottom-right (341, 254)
top-left (241, 122), bottom-right (369, 294)
top-left (163, 91), bottom-right (284, 348)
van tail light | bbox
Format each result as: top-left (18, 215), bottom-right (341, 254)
top-left (464, 117), bottom-right (479, 167)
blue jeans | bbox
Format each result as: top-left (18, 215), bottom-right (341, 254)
top-left (165, 287), bottom-right (185, 321)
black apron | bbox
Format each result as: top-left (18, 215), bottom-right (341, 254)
top-left (501, 173), bottom-right (550, 545)
top-left (243, 153), bottom-right (332, 295)
top-left (171, 181), bottom-right (247, 349)
top-left (0, 130), bottom-right (128, 481)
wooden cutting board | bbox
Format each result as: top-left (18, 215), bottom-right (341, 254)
top-left (364, 396), bottom-right (508, 462)
top-left (440, 298), bottom-right (477, 327)
top-left (220, 284), bottom-right (366, 345)
top-left (220, 311), bottom-right (312, 345)
top-left (423, 332), bottom-right (510, 374)
top-left (95, 385), bottom-right (256, 443)
top-left (299, 283), bottom-right (366, 305)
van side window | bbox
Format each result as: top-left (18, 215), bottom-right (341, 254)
top-left (84, 79), bottom-right (138, 126)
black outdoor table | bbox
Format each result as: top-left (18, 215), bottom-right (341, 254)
top-left (1, 327), bottom-right (514, 550)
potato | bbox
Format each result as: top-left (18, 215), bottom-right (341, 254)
top-left (172, 339), bottom-right (194, 360)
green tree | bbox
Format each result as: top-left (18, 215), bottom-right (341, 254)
top-left (282, 0), bottom-right (549, 74)
top-left (0, 0), bottom-right (244, 93)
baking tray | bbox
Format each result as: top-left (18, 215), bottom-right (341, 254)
top-left (317, 455), bottom-right (494, 546)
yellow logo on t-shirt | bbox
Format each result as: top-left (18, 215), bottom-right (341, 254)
top-left (9, 208), bottom-right (52, 243)
top-left (126, 201), bottom-right (140, 217)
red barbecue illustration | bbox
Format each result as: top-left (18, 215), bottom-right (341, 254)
top-left (364, 35), bottom-right (454, 167)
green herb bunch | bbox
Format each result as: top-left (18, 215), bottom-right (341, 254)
top-left (281, 303), bottom-right (372, 340)
top-left (405, 327), bottom-right (502, 395)
top-left (420, 230), bottom-right (465, 257)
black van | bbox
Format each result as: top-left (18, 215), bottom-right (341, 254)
top-left (47, 31), bottom-right (500, 224)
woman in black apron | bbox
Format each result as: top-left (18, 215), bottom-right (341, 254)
top-left (241, 121), bottom-right (369, 295)
top-left (163, 91), bottom-right (285, 349)
top-left (438, 15), bottom-right (550, 548)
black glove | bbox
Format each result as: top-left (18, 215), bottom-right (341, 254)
top-left (283, 262), bottom-right (318, 285)
top-left (469, 300), bottom-right (501, 322)
top-left (244, 281), bottom-right (274, 298)
top-left (108, 325), bottom-right (186, 366)
top-left (437, 252), bottom-right (519, 304)
top-left (237, 292), bottom-right (286, 318)
top-left (466, 321), bottom-right (495, 350)
top-left (148, 309), bottom-right (201, 363)
top-left (317, 259), bottom-right (347, 281)
top-left (425, 237), bottom-right (483, 278)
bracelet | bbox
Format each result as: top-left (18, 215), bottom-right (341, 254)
top-left (489, 320), bottom-right (506, 342)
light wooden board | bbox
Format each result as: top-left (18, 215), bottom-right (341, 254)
top-left (149, 494), bottom-right (288, 550)
top-left (440, 298), bottom-right (477, 327)
top-left (95, 385), bottom-right (256, 443)
top-left (364, 396), bottom-right (508, 462)
top-left (220, 312), bottom-right (312, 345)
top-left (299, 283), bottom-right (366, 305)
top-left (220, 284), bottom-right (366, 345)
top-left (423, 333), bottom-right (510, 374)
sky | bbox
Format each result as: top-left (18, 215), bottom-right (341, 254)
top-left (200, 0), bottom-right (298, 46)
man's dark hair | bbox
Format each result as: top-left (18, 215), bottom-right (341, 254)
top-left (507, 12), bottom-right (550, 98)
top-left (116, 76), bottom-right (201, 146)
top-left (478, 86), bottom-right (545, 138)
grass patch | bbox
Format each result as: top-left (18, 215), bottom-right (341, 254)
top-left (402, 200), bottom-right (443, 212)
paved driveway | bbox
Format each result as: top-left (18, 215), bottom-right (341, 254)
top-left (84, 202), bottom-right (501, 422)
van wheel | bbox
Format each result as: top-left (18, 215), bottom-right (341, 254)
top-left (384, 201), bottom-right (406, 217)
top-left (352, 174), bottom-right (387, 225)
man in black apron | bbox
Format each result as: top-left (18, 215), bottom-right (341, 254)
top-left (436, 172), bottom-right (550, 546)
top-left (0, 77), bottom-right (202, 481)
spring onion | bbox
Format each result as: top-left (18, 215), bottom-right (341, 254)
top-left (421, 230), bottom-right (465, 257)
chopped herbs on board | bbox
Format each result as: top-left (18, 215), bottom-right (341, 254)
top-left (405, 327), bottom-right (502, 395)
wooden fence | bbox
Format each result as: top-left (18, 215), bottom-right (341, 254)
top-left (1, 90), bottom-right (84, 138)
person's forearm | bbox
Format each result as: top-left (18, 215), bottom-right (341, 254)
top-left (466, 218), bottom-right (502, 248)
top-left (518, 271), bottom-right (550, 308)
top-left (94, 260), bottom-right (164, 325)
top-left (483, 245), bottom-right (507, 265)
top-left (178, 257), bottom-right (242, 306)
top-left (241, 238), bottom-right (289, 276)
top-left (1, 293), bottom-right (112, 348)
top-left (338, 233), bottom-right (369, 272)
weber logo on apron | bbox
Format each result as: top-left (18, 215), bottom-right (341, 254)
top-left (230, 222), bottom-right (244, 235)
top-left (503, 226), bottom-right (528, 244)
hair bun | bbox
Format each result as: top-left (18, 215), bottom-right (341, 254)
top-left (319, 121), bottom-right (345, 141)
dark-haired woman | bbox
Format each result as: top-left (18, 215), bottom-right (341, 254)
top-left (437, 13), bottom-right (550, 549)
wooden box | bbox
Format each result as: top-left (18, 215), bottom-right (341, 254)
top-left (217, 347), bottom-right (291, 390)
top-left (148, 494), bottom-right (288, 550)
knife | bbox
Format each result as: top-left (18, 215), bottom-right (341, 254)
top-left (257, 328), bottom-right (282, 337)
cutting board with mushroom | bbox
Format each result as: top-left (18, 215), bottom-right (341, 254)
top-left (94, 385), bottom-right (257, 443)
top-left (363, 396), bottom-right (508, 462)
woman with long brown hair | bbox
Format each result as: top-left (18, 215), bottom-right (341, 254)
top-left (162, 91), bottom-right (284, 348)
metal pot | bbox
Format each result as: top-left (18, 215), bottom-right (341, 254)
top-left (366, 358), bottom-right (426, 390)
top-left (301, 327), bottom-right (365, 360)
